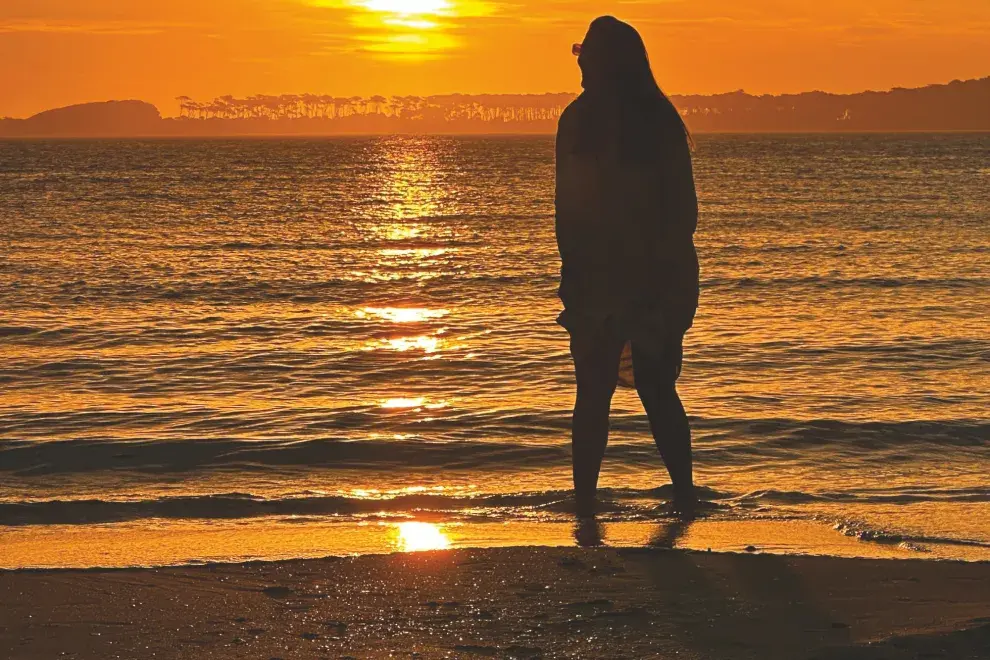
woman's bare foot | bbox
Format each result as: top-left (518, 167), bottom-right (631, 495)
top-left (575, 492), bottom-right (597, 518)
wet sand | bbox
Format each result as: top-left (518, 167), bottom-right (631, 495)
top-left (2, 547), bottom-right (988, 659)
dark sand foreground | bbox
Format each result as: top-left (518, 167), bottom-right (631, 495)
top-left (2, 547), bottom-right (988, 659)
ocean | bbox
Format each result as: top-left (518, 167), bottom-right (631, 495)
top-left (1, 134), bottom-right (988, 567)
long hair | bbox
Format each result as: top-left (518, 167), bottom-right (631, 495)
top-left (575, 16), bottom-right (690, 161)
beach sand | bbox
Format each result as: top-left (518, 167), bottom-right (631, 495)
top-left (2, 547), bottom-right (988, 659)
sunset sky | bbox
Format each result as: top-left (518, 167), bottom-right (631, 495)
top-left (2, 0), bottom-right (988, 117)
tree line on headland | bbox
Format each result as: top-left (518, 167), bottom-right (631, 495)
top-left (174, 93), bottom-right (572, 123)
top-left (2, 78), bottom-right (987, 137)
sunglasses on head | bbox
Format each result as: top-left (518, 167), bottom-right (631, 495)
top-left (571, 43), bottom-right (582, 56)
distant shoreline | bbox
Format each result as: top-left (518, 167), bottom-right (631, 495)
top-left (3, 130), bottom-right (990, 140)
top-left (2, 77), bottom-right (988, 137)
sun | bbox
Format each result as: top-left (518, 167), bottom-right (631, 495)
top-left (340, 0), bottom-right (494, 58)
top-left (361, 0), bottom-right (451, 15)
top-left (339, 0), bottom-right (494, 58)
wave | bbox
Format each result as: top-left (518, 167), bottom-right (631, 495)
top-left (702, 275), bottom-right (990, 291)
top-left (833, 521), bottom-right (990, 550)
top-left (0, 486), bottom-right (682, 526)
top-left (2, 484), bottom-right (987, 528)
top-left (4, 275), bottom-right (982, 311)
top-left (0, 438), bottom-right (571, 476)
top-left (1, 419), bottom-right (986, 475)
top-left (785, 338), bottom-right (988, 359)
top-left (0, 273), bottom-right (560, 307)
top-left (0, 325), bottom-right (41, 337)
top-left (172, 238), bottom-right (486, 252)
top-left (732, 487), bottom-right (990, 505)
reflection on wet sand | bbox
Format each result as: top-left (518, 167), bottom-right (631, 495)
top-left (394, 522), bottom-right (451, 552)
top-left (648, 519), bottom-right (691, 549)
top-left (574, 516), bottom-right (690, 550)
top-left (574, 517), bottom-right (605, 547)
top-left (1, 517), bottom-right (966, 570)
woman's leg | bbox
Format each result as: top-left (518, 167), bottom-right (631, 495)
top-left (632, 340), bottom-right (694, 502)
top-left (570, 331), bottom-right (623, 505)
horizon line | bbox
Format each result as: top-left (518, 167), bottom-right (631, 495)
top-left (5, 75), bottom-right (988, 121)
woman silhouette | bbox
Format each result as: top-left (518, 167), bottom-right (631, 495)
top-left (556, 16), bottom-right (699, 514)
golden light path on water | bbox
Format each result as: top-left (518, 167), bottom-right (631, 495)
top-left (357, 137), bottom-right (465, 414)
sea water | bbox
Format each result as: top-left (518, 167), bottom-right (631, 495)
top-left (1, 135), bottom-right (987, 567)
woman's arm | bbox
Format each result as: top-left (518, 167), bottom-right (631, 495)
top-left (656, 127), bottom-right (700, 332)
top-left (555, 104), bottom-right (582, 267)
top-left (662, 129), bottom-right (698, 238)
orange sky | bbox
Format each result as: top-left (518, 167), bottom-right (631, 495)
top-left (1, 0), bottom-right (988, 117)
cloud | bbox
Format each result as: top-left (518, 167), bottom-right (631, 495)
top-left (0, 19), bottom-right (187, 35)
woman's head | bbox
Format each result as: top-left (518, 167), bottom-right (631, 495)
top-left (571, 16), bottom-right (690, 155)
top-left (576, 16), bottom-right (655, 97)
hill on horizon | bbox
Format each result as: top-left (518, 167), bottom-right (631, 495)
top-left (1, 78), bottom-right (988, 137)
top-left (2, 100), bottom-right (161, 137)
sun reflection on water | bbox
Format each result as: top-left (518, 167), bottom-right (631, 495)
top-left (348, 485), bottom-right (459, 500)
top-left (376, 223), bottom-right (426, 241)
top-left (368, 334), bottom-right (444, 353)
top-left (381, 397), bottom-right (426, 409)
top-left (357, 307), bottom-right (449, 323)
top-left (379, 397), bottom-right (449, 410)
top-left (379, 248), bottom-right (449, 257)
top-left (381, 148), bottom-right (442, 220)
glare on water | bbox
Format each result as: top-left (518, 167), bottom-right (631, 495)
top-left (357, 307), bottom-right (450, 323)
